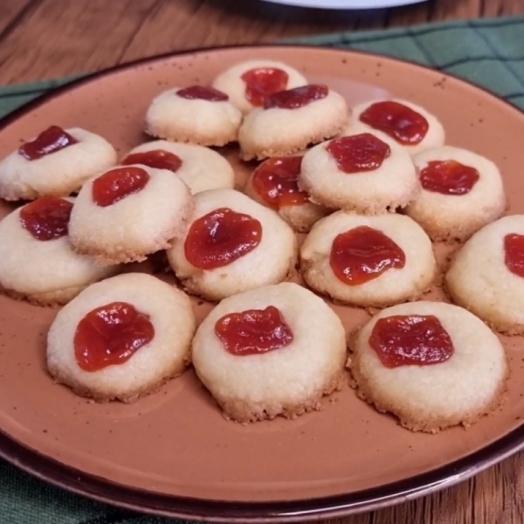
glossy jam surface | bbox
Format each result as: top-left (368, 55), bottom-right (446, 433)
top-left (369, 314), bottom-right (454, 368)
top-left (504, 234), bottom-right (524, 278)
top-left (326, 134), bottom-right (391, 174)
top-left (241, 68), bottom-right (289, 107)
top-left (264, 84), bottom-right (328, 110)
top-left (74, 302), bottom-right (155, 372)
top-left (177, 85), bottom-right (229, 101)
top-left (18, 125), bottom-right (78, 161)
top-left (20, 196), bottom-right (73, 241)
top-left (215, 306), bottom-right (293, 356)
top-left (122, 150), bottom-right (182, 173)
top-left (330, 226), bottom-right (405, 285)
top-left (419, 160), bottom-right (479, 195)
top-left (92, 166), bottom-right (150, 207)
top-left (359, 101), bottom-right (429, 145)
top-left (184, 207), bottom-right (262, 269)
top-left (252, 156), bottom-right (308, 208)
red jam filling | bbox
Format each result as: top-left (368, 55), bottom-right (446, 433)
top-left (92, 166), bottom-right (150, 207)
top-left (122, 150), bottom-right (182, 173)
top-left (177, 85), bottom-right (229, 102)
top-left (419, 160), bottom-right (479, 195)
top-left (330, 226), bottom-right (405, 285)
top-left (359, 100), bottom-right (429, 145)
top-left (251, 156), bottom-right (308, 208)
top-left (369, 314), bottom-right (454, 368)
top-left (215, 305), bottom-right (293, 356)
top-left (19, 196), bottom-right (73, 241)
top-left (504, 234), bottom-right (524, 278)
top-left (74, 301), bottom-right (154, 372)
top-left (264, 84), bottom-right (328, 110)
top-left (326, 133), bottom-right (391, 174)
top-left (184, 207), bottom-right (262, 270)
top-left (18, 125), bottom-right (78, 161)
top-left (241, 68), bottom-right (289, 107)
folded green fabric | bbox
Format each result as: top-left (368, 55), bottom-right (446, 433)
top-left (0, 14), bottom-right (523, 524)
top-left (287, 14), bottom-right (524, 110)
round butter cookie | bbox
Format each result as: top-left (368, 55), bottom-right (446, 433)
top-left (0, 126), bottom-right (117, 201)
top-left (446, 214), bottom-right (524, 334)
top-left (298, 128), bottom-right (418, 213)
top-left (0, 197), bottom-right (118, 306)
top-left (238, 84), bottom-right (348, 161)
top-left (122, 140), bottom-right (235, 194)
top-left (349, 98), bottom-right (445, 156)
top-left (145, 85), bottom-right (242, 146)
top-left (405, 146), bottom-right (506, 242)
top-left (69, 164), bottom-right (193, 265)
top-left (192, 282), bottom-right (346, 422)
top-left (245, 155), bottom-right (330, 233)
top-left (166, 188), bottom-right (297, 301)
top-left (47, 273), bottom-right (196, 402)
top-left (212, 59), bottom-right (308, 114)
top-left (349, 301), bottom-right (507, 433)
top-left (300, 212), bottom-right (436, 308)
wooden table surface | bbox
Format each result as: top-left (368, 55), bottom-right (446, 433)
top-left (1, 1), bottom-right (523, 523)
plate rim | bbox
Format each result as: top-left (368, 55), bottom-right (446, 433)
top-left (260, 0), bottom-right (425, 10)
top-left (0, 43), bottom-right (523, 522)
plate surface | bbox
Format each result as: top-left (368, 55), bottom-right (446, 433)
top-left (0, 45), bottom-right (523, 522)
top-left (262, 0), bottom-right (425, 9)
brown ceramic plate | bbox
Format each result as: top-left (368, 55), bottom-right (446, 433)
top-left (0, 45), bottom-right (523, 523)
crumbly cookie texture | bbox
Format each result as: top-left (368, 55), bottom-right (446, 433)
top-left (124, 140), bottom-right (235, 194)
top-left (2, 284), bottom-right (87, 308)
top-left (298, 125), bottom-right (419, 214)
top-left (0, 198), bottom-right (118, 305)
top-left (349, 301), bottom-right (508, 433)
top-left (212, 59), bottom-right (308, 114)
top-left (348, 98), bottom-right (445, 156)
top-left (300, 212), bottom-right (437, 308)
top-left (166, 188), bottom-right (297, 301)
top-left (47, 273), bottom-right (196, 402)
top-left (145, 88), bottom-right (242, 147)
top-left (238, 89), bottom-right (348, 161)
top-left (192, 282), bottom-right (347, 423)
top-left (69, 164), bottom-right (194, 265)
top-left (0, 127), bottom-right (117, 201)
top-left (406, 146), bottom-right (507, 242)
top-left (446, 215), bottom-right (524, 334)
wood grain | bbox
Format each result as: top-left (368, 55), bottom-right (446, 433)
top-left (0, 1), bottom-right (523, 523)
top-left (0, 0), bottom-right (522, 83)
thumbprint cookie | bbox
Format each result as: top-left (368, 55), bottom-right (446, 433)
top-left (446, 215), bottom-right (524, 334)
top-left (406, 146), bottom-right (506, 242)
top-left (349, 98), bottom-right (445, 156)
top-left (47, 273), bottom-right (196, 402)
top-left (145, 85), bottom-right (242, 146)
top-left (122, 140), bottom-right (235, 194)
top-left (244, 155), bottom-right (330, 233)
top-left (212, 59), bottom-right (307, 114)
top-left (166, 189), bottom-right (296, 301)
top-left (349, 301), bottom-right (507, 432)
top-left (300, 212), bottom-right (436, 308)
top-left (0, 126), bottom-right (117, 201)
top-left (238, 84), bottom-right (348, 161)
top-left (69, 164), bottom-right (193, 265)
top-left (298, 128), bottom-right (418, 213)
top-left (0, 197), bottom-right (118, 306)
top-left (192, 282), bottom-right (346, 422)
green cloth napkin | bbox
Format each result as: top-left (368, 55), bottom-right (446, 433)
top-left (0, 14), bottom-right (523, 524)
